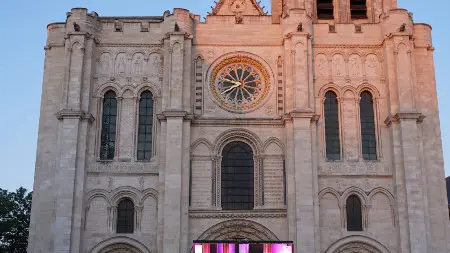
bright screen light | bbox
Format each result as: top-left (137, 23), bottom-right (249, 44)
top-left (192, 242), bottom-right (293, 253)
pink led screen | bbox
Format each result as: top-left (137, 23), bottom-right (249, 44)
top-left (192, 241), bottom-right (293, 253)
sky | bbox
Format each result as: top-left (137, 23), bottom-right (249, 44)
top-left (0, 0), bottom-right (448, 192)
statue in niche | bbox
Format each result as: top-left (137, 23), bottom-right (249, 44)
top-left (117, 56), bottom-right (126, 74)
top-left (133, 56), bottom-right (143, 75)
top-left (318, 58), bottom-right (327, 76)
top-left (99, 54), bottom-right (111, 74)
top-left (333, 57), bottom-right (343, 76)
top-left (149, 54), bottom-right (161, 76)
top-left (366, 56), bottom-right (378, 77)
top-left (350, 57), bottom-right (361, 76)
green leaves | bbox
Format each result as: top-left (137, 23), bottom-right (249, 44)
top-left (0, 187), bottom-right (32, 253)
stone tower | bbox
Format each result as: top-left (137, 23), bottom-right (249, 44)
top-left (28, 1), bottom-right (449, 253)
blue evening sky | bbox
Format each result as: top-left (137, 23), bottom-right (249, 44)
top-left (0, 1), bottom-right (448, 192)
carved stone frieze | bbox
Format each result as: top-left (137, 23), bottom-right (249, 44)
top-left (319, 178), bottom-right (393, 193)
top-left (88, 162), bottom-right (159, 174)
top-left (189, 209), bottom-right (287, 219)
top-left (319, 161), bottom-right (390, 176)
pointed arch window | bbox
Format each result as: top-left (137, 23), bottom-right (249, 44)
top-left (350, 0), bottom-right (367, 19)
top-left (360, 91), bottom-right (377, 160)
top-left (116, 198), bottom-right (135, 234)
top-left (346, 195), bottom-right (363, 231)
top-left (324, 91), bottom-right (341, 160)
top-left (317, 0), bottom-right (334, 19)
top-left (100, 91), bottom-right (117, 160)
top-left (137, 91), bottom-right (154, 161)
top-left (221, 141), bottom-right (254, 210)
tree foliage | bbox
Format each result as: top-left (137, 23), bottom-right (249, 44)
top-left (0, 187), bottom-right (32, 253)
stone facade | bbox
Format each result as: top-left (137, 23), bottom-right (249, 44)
top-left (28, 0), bottom-right (450, 253)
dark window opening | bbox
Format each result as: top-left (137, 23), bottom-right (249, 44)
top-left (324, 91), bottom-right (341, 160)
top-left (137, 91), bottom-right (154, 161)
top-left (317, 0), bottom-right (334, 20)
top-left (346, 195), bottom-right (363, 231)
top-left (221, 141), bottom-right (254, 210)
top-left (360, 91), bottom-right (377, 160)
top-left (116, 198), bottom-right (134, 234)
top-left (100, 91), bottom-right (117, 160)
top-left (350, 0), bottom-right (367, 19)
top-left (210, 244), bottom-right (217, 253)
top-left (249, 244), bottom-right (264, 253)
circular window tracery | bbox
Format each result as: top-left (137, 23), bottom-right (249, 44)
top-left (211, 57), bottom-right (270, 112)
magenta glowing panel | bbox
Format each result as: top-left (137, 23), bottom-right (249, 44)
top-left (192, 242), bottom-right (294, 253)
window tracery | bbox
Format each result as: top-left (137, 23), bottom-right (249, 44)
top-left (137, 91), bottom-right (154, 161)
top-left (100, 91), bottom-right (117, 160)
top-left (346, 195), bottom-right (363, 231)
top-left (116, 198), bottom-right (135, 234)
top-left (360, 91), bottom-right (377, 160)
top-left (221, 141), bottom-right (254, 210)
top-left (324, 91), bottom-right (341, 160)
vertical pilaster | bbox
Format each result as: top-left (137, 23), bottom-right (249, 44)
top-left (291, 112), bottom-right (317, 253)
top-left (162, 113), bottom-right (185, 253)
top-left (384, 10), bottom-right (429, 251)
top-left (284, 119), bottom-right (297, 242)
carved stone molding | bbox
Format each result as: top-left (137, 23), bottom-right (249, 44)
top-left (197, 219), bottom-right (279, 241)
top-left (319, 161), bottom-right (391, 176)
top-left (384, 112), bottom-right (426, 126)
top-left (189, 209), bottom-right (287, 219)
top-left (55, 109), bottom-right (95, 123)
top-left (87, 162), bottom-right (159, 174)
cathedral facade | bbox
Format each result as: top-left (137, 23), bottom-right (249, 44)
top-left (28, 0), bottom-right (450, 253)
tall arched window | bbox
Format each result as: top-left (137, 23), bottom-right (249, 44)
top-left (116, 198), bottom-right (134, 234)
top-left (100, 91), bottom-right (117, 160)
top-left (317, 0), bottom-right (334, 19)
top-left (346, 195), bottom-right (363, 231)
top-left (350, 0), bottom-right (367, 19)
top-left (221, 141), bottom-right (254, 210)
top-left (360, 91), bottom-right (377, 160)
top-left (137, 91), bottom-right (154, 161)
top-left (324, 91), bottom-right (341, 160)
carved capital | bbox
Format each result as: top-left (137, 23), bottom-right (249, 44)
top-left (55, 109), bottom-right (95, 123)
top-left (384, 112), bottom-right (426, 126)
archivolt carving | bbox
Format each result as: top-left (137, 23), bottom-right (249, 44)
top-left (95, 81), bottom-right (122, 98)
top-left (89, 237), bottom-right (151, 253)
top-left (135, 81), bottom-right (162, 98)
top-left (110, 186), bottom-right (141, 206)
top-left (197, 219), bottom-right (279, 241)
top-left (317, 83), bottom-right (341, 98)
top-left (213, 128), bottom-right (262, 155)
top-left (325, 236), bottom-right (390, 253)
top-left (356, 83), bottom-right (381, 98)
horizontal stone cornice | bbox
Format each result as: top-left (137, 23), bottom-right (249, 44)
top-left (157, 110), bottom-right (192, 120)
top-left (192, 117), bottom-right (285, 127)
top-left (384, 112), bottom-right (426, 126)
top-left (188, 208), bottom-right (287, 219)
top-left (55, 109), bottom-right (95, 123)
